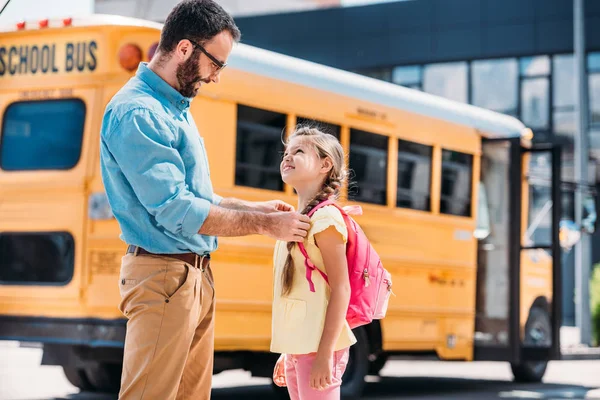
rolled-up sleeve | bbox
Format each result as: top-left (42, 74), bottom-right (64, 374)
top-left (104, 108), bottom-right (212, 238)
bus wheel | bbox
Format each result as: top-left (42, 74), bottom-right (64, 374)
top-left (84, 362), bottom-right (122, 393)
top-left (341, 326), bottom-right (369, 399)
top-left (62, 365), bottom-right (94, 392)
top-left (510, 306), bottom-right (551, 383)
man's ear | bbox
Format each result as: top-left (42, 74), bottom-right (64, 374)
top-left (175, 39), bottom-right (193, 62)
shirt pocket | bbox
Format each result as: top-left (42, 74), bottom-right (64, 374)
top-left (279, 298), bottom-right (307, 330)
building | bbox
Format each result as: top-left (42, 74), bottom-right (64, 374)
top-left (232, 0), bottom-right (600, 330)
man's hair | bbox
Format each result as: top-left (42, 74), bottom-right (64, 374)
top-left (158, 0), bottom-right (241, 54)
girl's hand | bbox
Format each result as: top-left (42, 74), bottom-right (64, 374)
top-left (273, 354), bottom-right (287, 387)
top-left (309, 352), bottom-right (333, 391)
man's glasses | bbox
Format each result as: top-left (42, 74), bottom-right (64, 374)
top-left (187, 39), bottom-right (227, 72)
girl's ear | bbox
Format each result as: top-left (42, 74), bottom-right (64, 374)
top-left (320, 157), bottom-right (333, 174)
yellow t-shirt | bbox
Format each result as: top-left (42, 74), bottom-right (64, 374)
top-left (270, 205), bottom-right (357, 355)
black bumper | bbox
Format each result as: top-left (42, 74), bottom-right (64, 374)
top-left (0, 316), bottom-right (126, 348)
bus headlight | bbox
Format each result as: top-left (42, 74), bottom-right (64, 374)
top-left (89, 192), bottom-right (114, 220)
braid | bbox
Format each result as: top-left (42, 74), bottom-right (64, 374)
top-left (280, 175), bottom-right (342, 296)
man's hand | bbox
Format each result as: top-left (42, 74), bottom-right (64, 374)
top-left (263, 211), bottom-right (311, 242)
top-left (254, 200), bottom-right (295, 213)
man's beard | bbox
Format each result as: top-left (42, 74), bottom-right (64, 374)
top-left (176, 51), bottom-right (207, 98)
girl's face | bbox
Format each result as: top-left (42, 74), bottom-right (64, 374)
top-left (280, 136), bottom-right (329, 187)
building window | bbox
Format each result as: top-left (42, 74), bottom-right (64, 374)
top-left (397, 140), bottom-right (432, 211)
top-left (553, 55), bottom-right (576, 138)
top-left (518, 56), bottom-right (550, 134)
top-left (296, 117), bottom-right (340, 139)
top-left (471, 59), bottom-right (518, 116)
top-left (235, 105), bottom-right (286, 192)
top-left (360, 68), bottom-right (392, 82)
top-left (1, 99), bottom-right (85, 171)
top-left (440, 150), bottom-right (473, 217)
top-left (590, 53), bottom-right (600, 126)
top-left (349, 129), bottom-right (388, 205)
top-left (423, 62), bottom-right (468, 103)
top-left (392, 65), bottom-right (422, 90)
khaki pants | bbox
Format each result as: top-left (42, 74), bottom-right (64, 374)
top-left (117, 254), bottom-right (215, 400)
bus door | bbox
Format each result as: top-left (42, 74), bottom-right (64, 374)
top-left (474, 138), bottom-right (562, 366)
top-left (0, 88), bottom-right (98, 333)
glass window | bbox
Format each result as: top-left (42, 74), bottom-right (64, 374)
top-left (349, 129), bottom-right (388, 205)
top-left (553, 55), bottom-right (575, 108)
top-left (521, 78), bottom-right (550, 129)
top-left (553, 110), bottom-right (576, 137)
top-left (472, 58), bottom-right (518, 114)
top-left (588, 52), bottom-right (600, 72)
top-left (423, 62), bottom-right (468, 103)
top-left (591, 75), bottom-right (600, 125)
top-left (397, 140), bottom-right (432, 211)
top-left (441, 150), bottom-right (473, 217)
top-left (1, 99), bottom-right (85, 171)
top-left (0, 232), bottom-right (74, 285)
top-left (296, 117), bottom-right (340, 139)
top-left (235, 105), bottom-right (286, 191)
top-left (361, 68), bottom-right (392, 82)
top-left (520, 56), bottom-right (550, 77)
top-left (392, 65), bottom-right (422, 86)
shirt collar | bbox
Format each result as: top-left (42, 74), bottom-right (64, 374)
top-left (136, 62), bottom-right (191, 112)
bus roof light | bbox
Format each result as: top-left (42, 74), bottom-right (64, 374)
top-left (39, 19), bottom-right (49, 29)
top-left (63, 17), bottom-right (72, 27)
top-left (118, 43), bottom-right (143, 72)
top-left (16, 21), bottom-right (26, 30)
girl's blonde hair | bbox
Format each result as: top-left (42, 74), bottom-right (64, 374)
top-left (281, 126), bottom-right (348, 296)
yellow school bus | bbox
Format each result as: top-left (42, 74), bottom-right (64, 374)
top-left (0, 15), bottom-right (573, 397)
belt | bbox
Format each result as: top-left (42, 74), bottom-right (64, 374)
top-left (126, 245), bottom-right (210, 270)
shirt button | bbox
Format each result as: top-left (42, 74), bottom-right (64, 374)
top-left (180, 100), bottom-right (185, 104)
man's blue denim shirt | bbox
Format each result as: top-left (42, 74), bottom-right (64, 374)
top-left (100, 62), bottom-right (221, 255)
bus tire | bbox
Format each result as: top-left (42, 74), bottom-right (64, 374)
top-left (84, 362), bottom-right (122, 393)
top-left (62, 365), bottom-right (94, 392)
top-left (510, 306), bottom-right (551, 383)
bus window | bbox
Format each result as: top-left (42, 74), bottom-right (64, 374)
top-left (397, 140), bottom-right (432, 211)
top-left (296, 117), bottom-right (341, 139)
top-left (440, 149), bottom-right (473, 217)
top-left (235, 105), bottom-right (286, 191)
top-left (349, 129), bottom-right (388, 205)
top-left (1, 99), bottom-right (85, 171)
top-left (0, 232), bottom-right (74, 285)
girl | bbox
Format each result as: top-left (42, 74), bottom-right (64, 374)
top-left (271, 126), bottom-right (356, 399)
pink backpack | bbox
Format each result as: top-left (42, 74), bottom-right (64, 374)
top-left (297, 200), bottom-right (392, 329)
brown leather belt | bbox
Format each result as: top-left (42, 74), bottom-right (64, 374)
top-left (126, 245), bottom-right (210, 270)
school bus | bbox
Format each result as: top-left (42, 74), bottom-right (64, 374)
top-left (0, 15), bottom-right (582, 397)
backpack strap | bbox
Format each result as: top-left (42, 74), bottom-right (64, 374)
top-left (297, 199), bottom-right (362, 292)
top-left (297, 241), bottom-right (329, 292)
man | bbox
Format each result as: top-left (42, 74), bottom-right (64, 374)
top-left (99, 1), bottom-right (311, 399)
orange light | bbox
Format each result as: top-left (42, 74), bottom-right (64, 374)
top-left (118, 44), bottom-right (143, 72)
top-left (16, 21), bottom-right (26, 30)
top-left (63, 17), bottom-right (72, 27)
top-left (148, 42), bottom-right (158, 61)
top-left (39, 19), bottom-right (49, 29)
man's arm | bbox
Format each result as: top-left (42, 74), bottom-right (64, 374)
top-left (219, 198), bottom-right (295, 213)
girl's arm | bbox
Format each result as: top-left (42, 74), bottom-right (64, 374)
top-left (310, 226), bottom-right (350, 389)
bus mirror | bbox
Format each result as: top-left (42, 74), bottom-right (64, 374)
top-left (475, 183), bottom-right (491, 240)
top-left (581, 194), bottom-right (597, 235)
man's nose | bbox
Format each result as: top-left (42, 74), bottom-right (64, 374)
top-left (211, 72), bottom-right (221, 84)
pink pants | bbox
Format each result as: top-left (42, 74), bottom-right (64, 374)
top-left (284, 348), bottom-right (350, 400)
